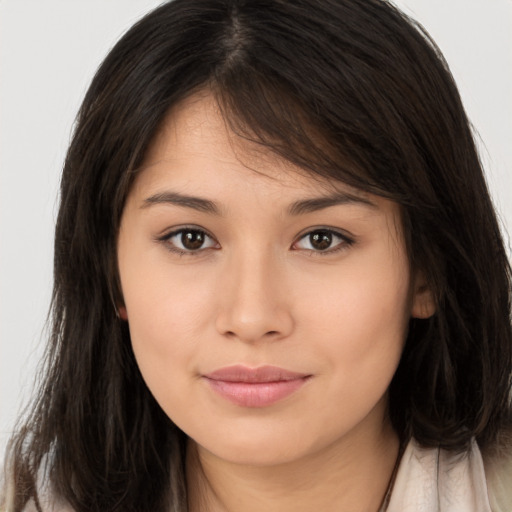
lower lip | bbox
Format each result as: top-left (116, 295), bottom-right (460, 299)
top-left (205, 378), bottom-right (309, 408)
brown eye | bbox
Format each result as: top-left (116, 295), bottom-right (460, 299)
top-left (293, 229), bottom-right (352, 254)
top-left (181, 230), bottom-right (206, 250)
top-left (309, 231), bottom-right (333, 250)
top-left (165, 228), bottom-right (218, 253)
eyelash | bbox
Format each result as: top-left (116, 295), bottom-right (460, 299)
top-left (157, 226), bottom-right (219, 256)
top-left (292, 228), bottom-right (354, 256)
top-left (157, 226), bottom-right (354, 257)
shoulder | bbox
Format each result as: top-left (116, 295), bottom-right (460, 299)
top-left (1, 461), bottom-right (74, 512)
top-left (482, 445), bottom-right (512, 512)
top-left (387, 438), bottom-right (509, 511)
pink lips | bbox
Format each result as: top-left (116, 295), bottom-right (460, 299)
top-left (203, 365), bottom-right (311, 408)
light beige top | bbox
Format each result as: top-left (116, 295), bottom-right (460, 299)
top-left (387, 438), bottom-right (512, 512)
top-left (2, 439), bottom-right (511, 511)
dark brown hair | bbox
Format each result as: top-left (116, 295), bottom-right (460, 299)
top-left (3, 0), bottom-right (512, 510)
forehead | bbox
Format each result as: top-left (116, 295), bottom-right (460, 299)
top-left (143, 91), bottom-right (299, 184)
top-left (122, 91), bottom-right (405, 251)
top-left (136, 90), bottom-right (376, 204)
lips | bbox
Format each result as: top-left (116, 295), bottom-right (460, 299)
top-left (203, 365), bottom-right (311, 408)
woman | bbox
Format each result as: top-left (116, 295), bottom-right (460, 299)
top-left (2, 0), bottom-right (511, 510)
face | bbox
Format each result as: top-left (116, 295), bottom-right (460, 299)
top-left (117, 92), bottom-right (433, 467)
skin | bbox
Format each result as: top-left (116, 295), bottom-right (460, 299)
top-left (117, 91), bottom-right (435, 512)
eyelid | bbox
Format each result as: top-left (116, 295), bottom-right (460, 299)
top-left (155, 225), bottom-right (354, 256)
top-left (156, 225), bottom-right (220, 255)
top-left (292, 227), bottom-right (355, 254)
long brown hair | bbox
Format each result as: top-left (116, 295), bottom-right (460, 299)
top-left (3, 0), bottom-right (511, 510)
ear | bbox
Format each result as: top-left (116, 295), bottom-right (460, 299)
top-left (411, 272), bottom-right (436, 319)
top-left (117, 305), bottom-right (129, 321)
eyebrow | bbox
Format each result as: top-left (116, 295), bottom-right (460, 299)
top-left (287, 192), bottom-right (377, 215)
top-left (142, 192), bottom-right (220, 215)
top-left (141, 190), bottom-right (377, 216)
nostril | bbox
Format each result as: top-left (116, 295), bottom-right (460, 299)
top-left (215, 302), bottom-right (294, 343)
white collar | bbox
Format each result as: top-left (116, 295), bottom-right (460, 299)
top-left (386, 438), bottom-right (491, 512)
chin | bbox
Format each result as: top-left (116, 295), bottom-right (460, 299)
top-left (186, 418), bottom-right (336, 468)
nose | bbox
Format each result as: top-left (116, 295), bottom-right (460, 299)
top-left (215, 250), bottom-right (294, 343)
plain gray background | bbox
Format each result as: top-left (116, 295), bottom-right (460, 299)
top-left (1, 0), bottom-right (511, 455)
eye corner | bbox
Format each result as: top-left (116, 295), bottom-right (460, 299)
top-left (157, 225), bottom-right (220, 256)
top-left (292, 227), bottom-right (355, 256)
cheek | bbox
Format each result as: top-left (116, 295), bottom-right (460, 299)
top-left (118, 248), bottom-right (218, 388)
top-left (295, 250), bottom-right (411, 382)
top-left (121, 271), bottom-right (217, 429)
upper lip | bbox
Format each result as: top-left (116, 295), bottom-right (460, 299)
top-left (204, 365), bottom-right (310, 383)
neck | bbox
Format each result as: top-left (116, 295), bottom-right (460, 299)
top-left (186, 414), bottom-right (400, 512)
